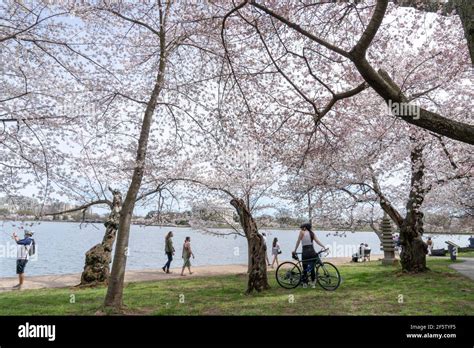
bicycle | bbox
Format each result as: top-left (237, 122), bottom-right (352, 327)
top-left (275, 249), bottom-right (341, 291)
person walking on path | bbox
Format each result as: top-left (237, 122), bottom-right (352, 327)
top-left (162, 231), bottom-right (175, 273)
top-left (262, 232), bottom-right (270, 266)
top-left (271, 237), bottom-right (281, 268)
top-left (12, 230), bottom-right (35, 290)
top-left (181, 236), bottom-right (194, 276)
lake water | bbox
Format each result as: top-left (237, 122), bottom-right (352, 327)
top-left (0, 221), bottom-right (471, 277)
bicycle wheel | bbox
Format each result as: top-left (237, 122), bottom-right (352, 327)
top-left (276, 262), bottom-right (302, 289)
top-left (316, 262), bottom-right (341, 291)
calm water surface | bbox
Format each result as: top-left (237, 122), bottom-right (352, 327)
top-left (0, 221), bottom-right (470, 277)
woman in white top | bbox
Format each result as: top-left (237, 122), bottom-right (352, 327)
top-left (293, 223), bottom-right (326, 288)
top-left (271, 237), bottom-right (281, 268)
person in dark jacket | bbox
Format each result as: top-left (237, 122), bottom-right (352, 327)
top-left (162, 231), bottom-right (175, 273)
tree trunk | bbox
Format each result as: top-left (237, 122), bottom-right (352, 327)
top-left (104, 5), bottom-right (169, 310)
top-left (104, 78), bottom-right (163, 308)
top-left (230, 198), bottom-right (270, 293)
top-left (307, 191), bottom-right (313, 224)
top-left (399, 219), bottom-right (428, 272)
top-left (247, 238), bottom-right (252, 274)
top-left (399, 139), bottom-right (428, 273)
top-left (454, 0), bottom-right (474, 65)
top-left (373, 138), bottom-right (429, 272)
top-left (80, 190), bottom-right (122, 286)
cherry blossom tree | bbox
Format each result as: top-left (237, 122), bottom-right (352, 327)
top-left (176, 128), bottom-right (282, 292)
top-left (2, 0), bottom-right (472, 304)
top-left (64, 1), bottom-right (228, 309)
top-left (1, 0), bottom-right (224, 308)
top-left (283, 82), bottom-right (472, 272)
top-left (223, 0), bottom-right (473, 144)
top-left (0, 1), bottom-right (109, 205)
top-left (216, 0), bottom-right (472, 272)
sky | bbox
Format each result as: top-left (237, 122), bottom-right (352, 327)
top-left (2, 1), bottom-right (471, 219)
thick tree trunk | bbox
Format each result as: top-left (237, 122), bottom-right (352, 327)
top-left (247, 238), bottom-right (252, 274)
top-left (230, 198), bottom-right (270, 293)
top-left (374, 138), bottom-right (429, 272)
top-left (399, 219), bottom-right (428, 272)
top-left (80, 190), bottom-right (122, 286)
top-left (399, 139), bottom-right (428, 272)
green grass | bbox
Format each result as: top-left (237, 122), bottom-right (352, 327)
top-left (459, 250), bottom-right (474, 258)
top-left (0, 259), bottom-right (472, 316)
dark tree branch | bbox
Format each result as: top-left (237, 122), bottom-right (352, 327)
top-left (250, 0), bottom-right (351, 58)
top-left (43, 199), bottom-right (112, 216)
top-left (239, 0), bottom-right (474, 144)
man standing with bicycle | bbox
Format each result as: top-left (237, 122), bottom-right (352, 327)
top-left (293, 223), bottom-right (327, 288)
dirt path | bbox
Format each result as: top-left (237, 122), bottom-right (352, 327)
top-left (0, 256), bottom-right (378, 293)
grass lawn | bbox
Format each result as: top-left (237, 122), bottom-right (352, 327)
top-left (0, 258), bottom-right (472, 316)
top-left (459, 251), bottom-right (474, 258)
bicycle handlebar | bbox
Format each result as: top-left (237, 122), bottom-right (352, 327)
top-left (293, 248), bottom-right (329, 255)
top-left (291, 249), bottom-right (329, 262)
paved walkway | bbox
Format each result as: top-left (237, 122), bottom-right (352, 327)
top-left (0, 256), bottom-right (365, 293)
top-left (0, 264), bottom-right (248, 293)
top-left (449, 257), bottom-right (474, 281)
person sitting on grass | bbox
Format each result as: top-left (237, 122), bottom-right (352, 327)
top-left (363, 243), bottom-right (370, 261)
top-left (356, 243), bottom-right (370, 262)
top-left (12, 230), bottom-right (34, 290)
top-left (181, 236), bottom-right (194, 276)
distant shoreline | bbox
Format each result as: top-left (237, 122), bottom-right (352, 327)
top-left (0, 219), bottom-right (471, 235)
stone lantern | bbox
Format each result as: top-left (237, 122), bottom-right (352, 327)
top-left (381, 213), bottom-right (398, 266)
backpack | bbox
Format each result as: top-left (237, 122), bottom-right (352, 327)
top-left (28, 239), bottom-right (36, 256)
